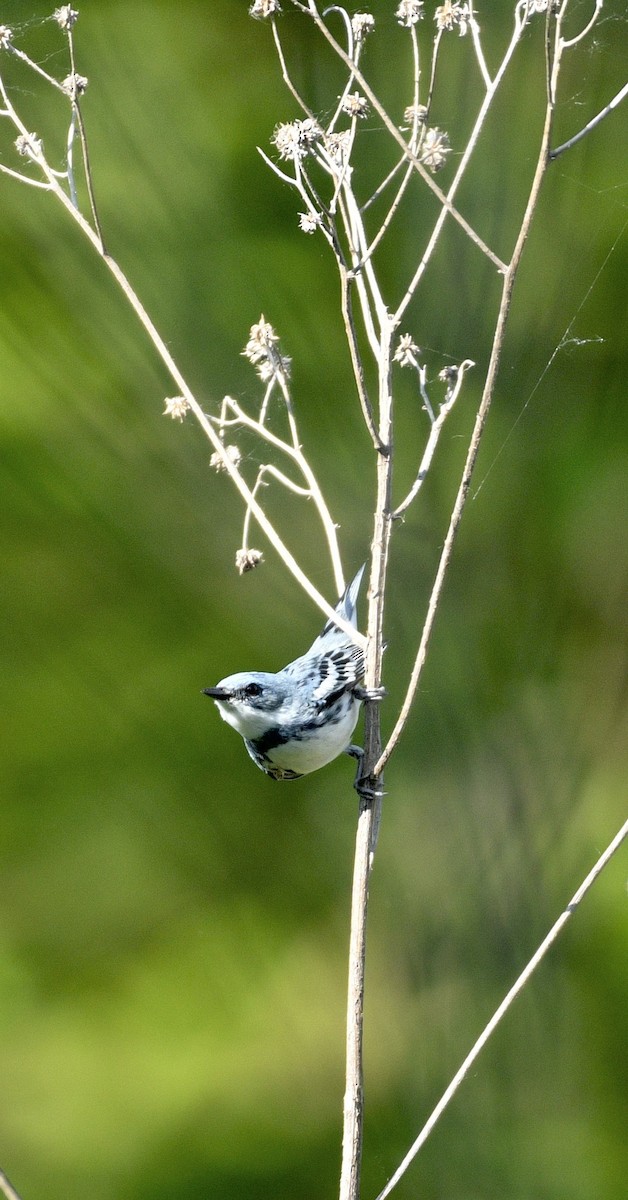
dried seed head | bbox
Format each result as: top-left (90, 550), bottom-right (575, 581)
top-left (61, 72), bottom-right (88, 96)
top-left (341, 91), bottom-right (369, 119)
top-left (210, 444), bottom-right (242, 473)
top-left (323, 130), bottom-right (351, 166)
top-left (396, 0), bottom-right (425, 26)
top-left (0, 25), bottom-right (13, 49)
top-left (394, 334), bottom-right (421, 367)
top-left (15, 132), bottom-right (43, 158)
top-left (435, 2), bottom-right (471, 35)
top-left (271, 117), bottom-right (322, 162)
top-left (249, 0), bottom-right (282, 17)
top-left (236, 548), bottom-right (264, 574)
top-left (403, 103), bottom-right (428, 126)
top-left (53, 6), bottom-right (79, 30)
top-left (243, 317), bottom-right (291, 381)
top-left (163, 396), bottom-right (190, 421)
top-left (298, 211), bottom-right (321, 234)
top-left (420, 127), bottom-right (451, 172)
top-left (243, 317), bottom-right (279, 363)
top-left (352, 13), bottom-right (375, 39)
top-left (525, 0), bottom-right (555, 14)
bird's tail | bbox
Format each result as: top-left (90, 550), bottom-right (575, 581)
top-left (308, 563), bottom-right (366, 653)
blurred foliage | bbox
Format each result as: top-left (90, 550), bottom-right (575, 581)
top-left (0, 2), bottom-right (626, 1199)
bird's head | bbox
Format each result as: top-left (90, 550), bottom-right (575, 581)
top-left (203, 672), bottom-right (292, 739)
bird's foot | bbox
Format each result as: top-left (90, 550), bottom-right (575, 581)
top-left (346, 744), bottom-right (386, 800)
top-left (352, 685), bottom-right (386, 702)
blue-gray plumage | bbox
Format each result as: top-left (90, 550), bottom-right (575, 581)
top-left (203, 566), bottom-right (365, 779)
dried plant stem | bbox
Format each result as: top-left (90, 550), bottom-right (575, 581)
top-left (2, 127), bottom-right (363, 642)
top-left (0, 1171), bottom-right (22, 1200)
top-left (295, 1), bottom-right (507, 273)
top-left (215, 394), bottom-right (346, 594)
top-left (340, 13), bottom-right (573, 1196)
top-left (339, 322), bottom-right (394, 1200)
top-left (395, 4), bottom-right (527, 321)
top-left (550, 79), bottom-right (628, 159)
top-left (375, 815), bottom-right (628, 1200)
top-left (392, 360), bottom-right (474, 520)
top-left (378, 95), bottom-right (554, 773)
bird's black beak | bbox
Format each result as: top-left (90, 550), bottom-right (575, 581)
top-left (202, 687), bottom-right (231, 700)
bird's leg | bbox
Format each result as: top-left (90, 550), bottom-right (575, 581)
top-left (347, 683), bottom-right (385, 798)
top-left (346, 744), bottom-right (385, 801)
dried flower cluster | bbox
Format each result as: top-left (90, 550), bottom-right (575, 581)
top-left (351, 13), bottom-right (375, 40)
top-left (242, 317), bottom-right (291, 382)
top-left (249, 0), bottom-right (281, 18)
top-left (61, 72), bottom-right (88, 97)
top-left (53, 5), bottom-right (79, 30)
top-left (435, 1), bottom-right (472, 35)
top-left (235, 548), bottom-right (264, 574)
top-left (403, 103), bottom-right (428, 127)
top-left (15, 132), bottom-right (43, 158)
top-left (271, 118), bottom-right (322, 162)
top-left (394, 334), bottom-right (421, 367)
top-left (163, 396), bottom-right (190, 421)
top-left (298, 211), bottom-right (322, 234)
top-left (323, 130), bottom-right (351, 166)
top-left (396, 0), bottom-right (425, 26)
top-left (420, 127), bottom-right (451, 172)
top-left (210, 442), bottom-right (243, 473)
top-left (341, 91), bottom-right (369, 119)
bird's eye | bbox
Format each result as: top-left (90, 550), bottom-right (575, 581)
top-left (243, 682), bottom-right (263, 698)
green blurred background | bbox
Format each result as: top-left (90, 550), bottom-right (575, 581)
top-left (1, 2), bottom-right (626, 1198)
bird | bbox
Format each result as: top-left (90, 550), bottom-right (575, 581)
top-left (203, 565), bottom-right (366, 780)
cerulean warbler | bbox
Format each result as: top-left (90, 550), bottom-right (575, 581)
top-left (203, 565), bottom-right (366, 780)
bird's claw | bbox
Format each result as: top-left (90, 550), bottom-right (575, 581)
top-left (346, 744), bottom-right (386, 800)
top-left (353, 684), bottom-right (386, 702)
top-left (355, 777), bottom-right (386, 801)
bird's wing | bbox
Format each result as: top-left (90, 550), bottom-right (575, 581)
top-left (304, 645), bottom-right (364, 708)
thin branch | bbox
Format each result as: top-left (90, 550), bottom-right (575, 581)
top-left (374, 816), bottom-right (628, 1200)
top-left (251, 462), bottom-right (312, 497)
top-left (6, 43), bottom-right (66, 92)
top-left (425, 27), bottom-right (443, 118)
top-left (0, 48), bottom-right (355, 634)
top-left (38, 158), bottom-right (363, 641)
top-left (354, 157), bottom-right (414, 272)
top-left (219, 388), bottom-right (346, 595)
top-left (340, 267), bottom-right (382, 450)
top-left (271, 17), bottom-right (317, 120)
top-left (66, 103), bottom-right (78, 206)
top-left (550, 81), bottom-right (628, 159)
top-left (0, 1169), bottom-right (23, 1200)
top-left (0, 161), bottom-right (51, 187)
top-left (66, 69), bottom-right (107, 246)
top-left (558, 0), bottom-right (603, 50)
top-left (338, 315), bottom-right (395, 1200)
top-left (379, 64), bottom-right (555, 775)
top-left (325, 6), bottom-right (358, 136)
top-left (361, 149), bottom-right (410, 215)
top-left (294, 0), bottom-right (506, 273)
top-left (394, 3), bottom-right (528, 322)
top-left (392, 360), bottom-right (474, 519)
top-left (468, 10), bottom-right (492, 90)
top-left (355, 21), bottom-right (421, 252)
top-left (257, 145), bottom-right (337, 252)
